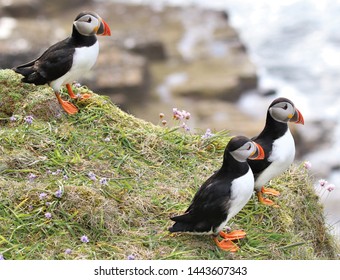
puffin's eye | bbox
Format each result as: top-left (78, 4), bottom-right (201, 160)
top-left (87, 17), bottom-right (92, 23)
top-left (283, 104), bottom-right (288, 110)
top-left (247, 144), bottom-right (251, 150)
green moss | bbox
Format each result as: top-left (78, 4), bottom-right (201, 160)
top-left (0, 69), bottom-right (338, 260)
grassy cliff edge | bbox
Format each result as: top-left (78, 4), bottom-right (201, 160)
top-left (0, 69), bottom-right (338, 259)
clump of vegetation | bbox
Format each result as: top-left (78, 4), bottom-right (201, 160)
top-left (0, 69), bottom-right (338, 259)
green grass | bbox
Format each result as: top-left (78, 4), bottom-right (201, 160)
top-left (0, 69), bottom-right (338, 259)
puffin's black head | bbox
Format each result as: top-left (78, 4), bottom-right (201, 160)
top-left (73, 11), bottom-right (111, 36)
top-left (225, 136), bottom-right (265, 162)
top-left (268, 97), bottom-right (304, 125)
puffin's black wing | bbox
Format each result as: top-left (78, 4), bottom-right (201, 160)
top-left (13, 38), bottom-right (75, 86)
top-left (169, 172), bottom-right (232, 233)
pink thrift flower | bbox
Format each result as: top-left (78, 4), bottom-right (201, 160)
top-left (318, 179), bottom-right (328, 188)
top-left (326, 184), bottom-right (335, 192)
top-left (303, 161), bottom-right (312, 170)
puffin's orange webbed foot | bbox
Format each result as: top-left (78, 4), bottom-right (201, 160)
top-left (213, 237), bottom-right (239, 252)
top-left (80, 93), bottom-right (92, 99)
top-left (219, 230), bottom-right (246, 241)
top-left (257, 191), bottom-right (279, 207)
top-left (55, 92), bottom-right (78, 114)
top-left (261, 186), bottom-right (280, 196)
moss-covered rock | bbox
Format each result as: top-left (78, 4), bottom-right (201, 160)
top-left (0, 69), bottom-right (62, 120)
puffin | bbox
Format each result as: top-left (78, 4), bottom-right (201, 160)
top-left (13, 11), bottom-right (111, 114)
top-left (248, 97), bottom-right (304, 206)
top-left (169, 136), bottom-right (265, 252)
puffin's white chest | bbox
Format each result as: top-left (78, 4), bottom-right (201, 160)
top-left (215, 168), bottom-right (254, 233)
top-left (50, 41), bottom-right (99, 90)
top-left (254, 129), bottom-right (295, 190)
top-left (72, 41), bottom-right (99, 74)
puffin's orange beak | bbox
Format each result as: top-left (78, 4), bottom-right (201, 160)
top-left (291, 108), bottom-right (304, 125)
top-left (249, 142), bottom-right (265, 160)
top-left (97, 18), bottom-right (111, 36)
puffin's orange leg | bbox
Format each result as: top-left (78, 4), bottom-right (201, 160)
top-left (219, 230), bottom-right (246, 240)
top-left (66, 84), bottom-right (91, 99)
top-left (55, 92), bottom-right (78, 114)
top-left (261, 186), bottom-right (280, 196)
top-left (213, 237), bottom-right (239, 252)
top-left (66, 84), bottom-right (78, 99)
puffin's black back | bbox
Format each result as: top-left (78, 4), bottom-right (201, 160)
top-left (13, 16), bottom-right (97, 86)
top-left (169, 150), bottom-right (249, 234)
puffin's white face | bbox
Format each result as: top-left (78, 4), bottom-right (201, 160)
top-left (230, 141), bottom-right (263, 162)
top-left (269, 101), bottom-right (296, 123)
top-left (74, 14), bottom-right (101, 36)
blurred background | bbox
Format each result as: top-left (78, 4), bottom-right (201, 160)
top-left (1, 0), bottom-right (339, 240)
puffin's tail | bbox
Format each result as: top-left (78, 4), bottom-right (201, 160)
top-left (13, 62), bottom-right (46, 85)
top-left (169, 222), bottom-right (195, 233)
top-left (169, 213), bottom-right (195, 233)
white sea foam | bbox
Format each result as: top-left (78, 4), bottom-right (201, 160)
top-left (0, 17), bottom-right (16, 40)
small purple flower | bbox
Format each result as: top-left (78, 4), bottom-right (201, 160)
top-left (45, 202), bottom-right (51, 207)
top-left (80, 235), bottom-right (89, 243)
top-left (28, 173), bottom-right (37, 182)
top-left (181, 122), bottom-right (190, 132)
top-left (45, 212), bottom-right (52, 219)
top-left (100, 178), bottom-right (108, 185)
top-left (63, 175), bottom-right (68, 180)
top-left (303, 161), bottom-right (312, 170)
top-left (88, 172), bottom-right (97, 181)
top-left (318, 179), bottom-right (328, 188)
top-left (127, 254), bottom-right (135, 260)
top-left (28, 205), bottom-right (33, 211)
top-left (73, 82), bottom-right (82, 88)
top-left (0, 254), bottom-right (4, 260)
top-left (24, 115), bottom-right (34, 125)
top-left (65, 248), bottom-right (72, 255)
top-left (201, 128), bottom-right (214, 139)
top-left (326, 184), bottom-right (335, 192)
top-left (10, 115), bottom-right (17, 122)
top-left (51, 169), bottom-right (61, 176)
top-left (55, 189), bottom-right (63, 198)
top-left (39, 192), bottom-right (47, 200)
